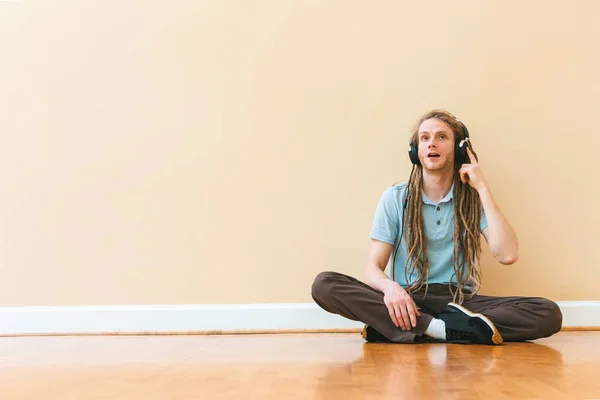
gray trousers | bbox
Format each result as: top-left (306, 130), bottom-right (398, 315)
top-left (311, 271), bottom-right (563, 343)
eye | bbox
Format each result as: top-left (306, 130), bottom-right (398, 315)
top-left (420, 135), bottom-right (429, 141)
top-left (439, 134), bottom-right (447, 139)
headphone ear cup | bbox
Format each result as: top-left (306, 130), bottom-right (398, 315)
top-left (455, 141), bottom-right (467, 164)
top-left (408, 142), bottom-right (420, 165)
top-left (454, 122), bottom-right (470, 164)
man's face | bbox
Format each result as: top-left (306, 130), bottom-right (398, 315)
top-left (417, 118), bottom-right (455, 172)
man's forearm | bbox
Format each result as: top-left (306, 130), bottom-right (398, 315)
top-left (478, 187), bottom-right (519, 264)
top-left (364, 264), bottom-right (399, 294)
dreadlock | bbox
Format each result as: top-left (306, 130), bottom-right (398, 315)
top-left (401, 110), bottom-right (483, 305)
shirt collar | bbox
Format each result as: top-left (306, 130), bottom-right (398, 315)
top-left (421, 183), bottom-right (454, 205)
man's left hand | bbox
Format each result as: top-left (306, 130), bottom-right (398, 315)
top-left (459, 147), bottom-right (488, 192)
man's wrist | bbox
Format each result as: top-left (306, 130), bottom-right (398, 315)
top-left (476, 184), bottom-right (491, 196)
top-left (383, 279), bottom-right (400, 294)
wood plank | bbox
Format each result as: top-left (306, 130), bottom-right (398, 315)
top-left (0, 332), bottom-right (599, 399)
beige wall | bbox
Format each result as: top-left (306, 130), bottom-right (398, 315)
top-left (0, 1), bottom-right (598, 306)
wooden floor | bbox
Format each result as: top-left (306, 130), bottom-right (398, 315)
top-left (1, 331), bottom-right (599, 399)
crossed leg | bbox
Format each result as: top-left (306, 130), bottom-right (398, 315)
top-left (462, 293), bottom-right (563, 342)
top-left (311, 271), bottom-right (433, 343)
top-left (311, 271), bottom-right (563, 343)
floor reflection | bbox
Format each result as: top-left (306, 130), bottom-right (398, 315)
top-left (313, 342), bottom-right (566, 400)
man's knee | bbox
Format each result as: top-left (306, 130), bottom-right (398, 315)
top-left (311, 271), bottom-right (340, 301)
top-left (538, 298), bottom-right (563, 337)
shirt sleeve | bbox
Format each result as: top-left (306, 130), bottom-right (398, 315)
top-left (369, 187), bottom-right (401, 245)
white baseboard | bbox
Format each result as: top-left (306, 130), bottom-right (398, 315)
top-left (0, 301), bottom-right (598, 336)
top-left (556, 301), bottom-right (600, 328)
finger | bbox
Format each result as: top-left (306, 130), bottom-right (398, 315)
top-left (466, 146), bottom-right (477, 164)
top-left (413, 301), bottom-right (422, 317)
top-left (400, 305), bottom-right (412, 331)
top-left (388, 305), bottom-right (399, 327)
top-left (459, 169), bottom-right (468, 184)
top-left (407, 304), bottom-right (417, 328)
top-left (396, 305), bottom-right (407, 330)
top-left (410, 301), bottom-right (421, 328)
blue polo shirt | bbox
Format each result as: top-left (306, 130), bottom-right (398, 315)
top-left (369, 183), bottom-right (487, 288)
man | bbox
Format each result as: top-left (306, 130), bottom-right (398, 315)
top-left (311, 110), bottom-right (562, 344)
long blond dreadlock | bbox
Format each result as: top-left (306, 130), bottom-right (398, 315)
top-left (400, 110), bottom-right (483, 305)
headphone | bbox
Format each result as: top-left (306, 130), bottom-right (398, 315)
top-left (391, 119), bottom-right (471, 283)
top-left (407, 121), bottom-right (471, 166)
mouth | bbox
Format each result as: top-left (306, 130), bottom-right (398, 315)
top-left (427, 152), bottom-right (440, 158)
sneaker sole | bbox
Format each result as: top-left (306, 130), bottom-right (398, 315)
top-left (361, 325), bottom-right (368, 340)
top-left (447, 303), bottom-right (504, 345)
